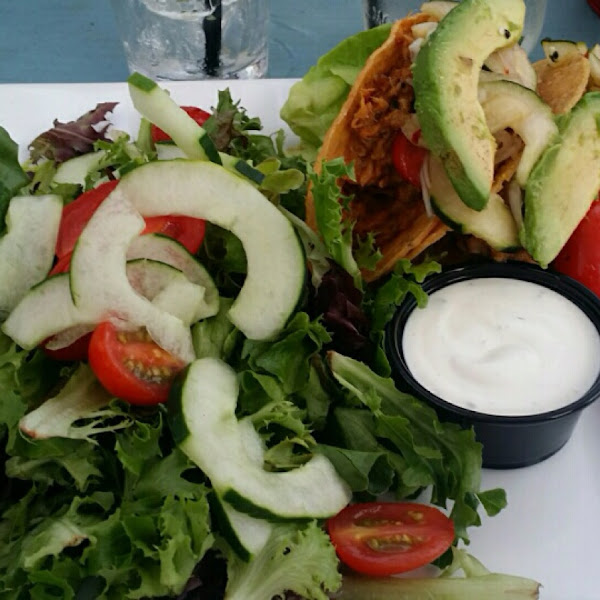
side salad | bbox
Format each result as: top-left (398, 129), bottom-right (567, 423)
top-left (0, 21), bottom-right (547, 600)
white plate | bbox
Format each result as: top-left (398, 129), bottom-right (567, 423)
top-left (1, 79), bottom-right (598, 600)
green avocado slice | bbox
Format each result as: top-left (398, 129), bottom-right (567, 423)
top-left (520, 92), bottom-right (600, 267)
top-left (413, 0), bottom-right (525, 211)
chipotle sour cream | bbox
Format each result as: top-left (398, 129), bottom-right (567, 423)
top-left (402, 277), bottom-right (600, 417)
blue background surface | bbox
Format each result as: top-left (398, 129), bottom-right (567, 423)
top-left (0, 0), bottom-right (598, 83)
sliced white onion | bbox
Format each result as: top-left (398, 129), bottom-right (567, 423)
top-left (484, 44), bottom-right (537, 90)
top-left (400, 114), bottom-right (426, 148)
top-left (507, 179), bottom-right (524, 230)
top-left (420, 1), bottom-right (457, 21)
top-left (494, 130), bottom-right (522, 165)
top-left (420, 154), bottom-right (434, 218)
top-left (409, 37), bottom-right (425, 63)
top-left (411, 21), bottom-right (438, 40)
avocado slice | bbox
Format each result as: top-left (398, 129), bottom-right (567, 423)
top-left (520, 92), bottom-right (600, 267)
top-left (413, 0), bottom-right (525, 211)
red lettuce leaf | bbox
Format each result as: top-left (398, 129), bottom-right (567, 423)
top-left (28, 102), bottom-right (118, 164)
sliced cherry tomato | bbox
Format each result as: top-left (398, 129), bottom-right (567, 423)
top-left (42, 331), bottom-right (92, 362)
top-left (88, 321), bottom-right (186, 405)
top-left (552, 198), bottom-right (600, 296)
top-left (392, 132), bottom-right (429, 188)
top-left (327, 502), bottom-right (455, 576)
top-left (150, 106), bottom-right (210, 143)
top-left (142, 215), bottom-right (206, 254)
top-left (56, 180), bottom-right (120, 259)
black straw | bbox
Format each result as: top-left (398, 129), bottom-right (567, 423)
top-left (203, 0), bottom-right (222, 77)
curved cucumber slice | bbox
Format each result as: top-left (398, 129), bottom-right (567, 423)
top-left (116, 160), bottom-right (305, 341)
top-left (169, 358), bottom-right (351, 521)
top-left (127, 233), bottom-right (219, 318)
top-left (210, 493), bottom-right (273, 562)
top-left (429, 157), bottom-right (519, 250)
top-left (0, 194), bottom-right (62, 317)
top-left (53, 151), bottom-right (106, 187)
top-left (479, 79), bottom-right (558, 186)
top-left (128, 73), bottom-right (264, 186)
top-left (70, 194), bottom-right (195, 362)
top-left (4, 259), bottom-right (206, 350)
top-left (413, 0), bottom-right (525, 210)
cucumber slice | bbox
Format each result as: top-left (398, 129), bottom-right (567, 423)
top-left (169, 358), bottom-right (351, 521)
top-left (478, 79), bottom-right (558, 185)
top-left (155, 143), bottom-right (187, 161)
top-left (53, 151), bottom-right (106, 187)
top-left (589, 44), bottom-right (600, 87)
top-left (70, 193), bottom-right (195, 362)
top-left (4, 259), bottom-right (206, 350)
top-left (0, 194), bottom-right (62, 317)
top-left (429, 157), bottom-right (519, 251)
top-left (127, 73), bottom-right (264, 186)
top-left (116, 160), bottom-right (305, 341)
top-left (210, 493), bottom-right (273, 562)
top-left (541, 38), bottom-right (588, 64)
top-left (127, 233), bottom-right (219, 318)
top-left (126, 258), bottom-right (212, 324)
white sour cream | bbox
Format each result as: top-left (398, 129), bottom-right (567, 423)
top-left (402, 277), bottom-right (600, 416)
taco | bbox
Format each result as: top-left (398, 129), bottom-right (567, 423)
top-left (300, 4), bottom-right (598, 282)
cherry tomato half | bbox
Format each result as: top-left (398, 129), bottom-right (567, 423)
top-left (392, 132), bottom-right (429, 189)
top-left (88, 321), bottom-right (186, 405)
top-left (150, 106), bottom-right (211, 143)
top-left (327, 502), bottom-right (455, 576)
top-left (552, 199), bottom-right (600, 296)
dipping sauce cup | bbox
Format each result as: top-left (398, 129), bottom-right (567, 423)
top-left (386, 262), bottom-right (600, 469)
top-left (110, 0), bottom-right (269, 80)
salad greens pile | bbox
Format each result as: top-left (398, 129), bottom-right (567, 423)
top-left (0, 81), bottom-right (528, 600)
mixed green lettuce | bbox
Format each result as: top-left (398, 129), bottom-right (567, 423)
top-left (0, 83), bottom-right (528, 599)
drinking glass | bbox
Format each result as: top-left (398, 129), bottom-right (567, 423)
top-left (110, 0), bottom-right (269, 80)
top-left (362, 0), bottom-right (547, 55)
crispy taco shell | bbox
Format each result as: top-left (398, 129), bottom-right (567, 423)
top-left (306, 14), bottom-right (449, 282)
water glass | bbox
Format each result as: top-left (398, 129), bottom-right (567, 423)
top-left (362, 0), bottom-right (547, 55)
top-left (110, 0), bottom-right (269, 80)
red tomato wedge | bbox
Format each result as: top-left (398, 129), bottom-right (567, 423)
top-left (88, 322), bottom-right (186, 405)
top-left (392, 132), bottom-right (429, 188)
top-left (150, 106), bottom-right (210, 143)
top-left (142, 215), bottom-right (206, 255)
top-left (552, 198), bottom-right (600, 296)
top-left (56, 180), bottom-right (120, 259)
top-left (327, 502), bottom-right (454, 576)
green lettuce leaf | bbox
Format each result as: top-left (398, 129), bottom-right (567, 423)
top-left (222, 521), bottom-right (341, 600)
top-left (0, 127), bottom-right (30, 225)
top-left (327, 352), bottom-right (505, 543)
top-left (280, 24), bottom-right (392, 157)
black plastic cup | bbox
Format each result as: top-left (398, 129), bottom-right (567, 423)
top-left (385, 262), bottom-right (600, 469)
